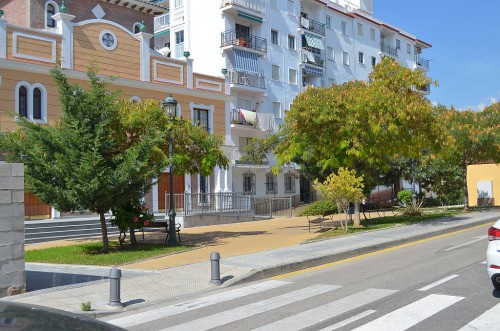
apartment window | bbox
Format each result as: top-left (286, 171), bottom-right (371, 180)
top-left (265, 173), bottom-right (277, 194)
top-left (272, 64), bottom-right (280, 81)
top-left (358, 52), bottom-right (364, 64)
top-left (193, 108), bottom-right (209, 132)
top-left (273, 101), bottom-right (282, 119)
top-left (343, 51), bottom-right (349, 65)
top-left (370, 28), bottom-right (375, 41)
top-left (371, 56), bottom-right (377, 67)
top-left (288, 35), bottom-right (296, 50)
top-left (16, 82), bottom-right (47, 122)
top-left (341, 21), bottom-right (348, 35)
top-left (284, 173), bottom-right (296, 193)
top-left (243, 172), bottom-right (256, 195)
top-left (45, 2), bottom-right (57, 28)
top-left (287, 0), bottom-right (295, 15)
top-left (18, 86), bottom-right (28, 118)
top-left (357, 23), bottom-right (363, 36)
top-left (327, 46), bottom-right (334, 60)
top-left (271, 30), bottom-right (279, 45)
top-left (175, 30), bottom-right (185, 57)
top-left (326, 16), bottom-right (332, 29)
top-left (33, 88), bottom-right (42, 120)
top-left (288, 68), bottom-right (297, 85)
top-left (396, 39), bottom-right (401, 49)
top-left (407, 43), bottom-right (412, 54)
top-left (238, 98), bottom-right (252, 111)
top-left (174, 0), bottom-right (183, 7)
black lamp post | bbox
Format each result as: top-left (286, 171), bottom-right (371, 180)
top-left (162, 94), bottom-right (178, 246)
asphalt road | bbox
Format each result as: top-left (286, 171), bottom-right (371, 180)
top-left (103, 223), bottom-right (500, 331)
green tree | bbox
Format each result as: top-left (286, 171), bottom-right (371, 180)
top-left (1, 67), bottom-right (229, 252)
top-left (314, 167), bottom-right (364, 232)
top-left (438, 103), bottom-right (500, 209)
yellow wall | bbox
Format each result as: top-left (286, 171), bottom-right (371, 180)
top-left (467, 164), bottom-right (500, 206)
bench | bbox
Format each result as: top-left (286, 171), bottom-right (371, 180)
top-left (362, 202), bottom-right (398, 218)
top-left (140, 221), bottom-right (181, 244)
top-left (307, 209), bottom-right (337, 232)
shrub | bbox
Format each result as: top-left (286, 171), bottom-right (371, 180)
top-left (397, 190), bottom-right (413, 204)
top-left (300, 200), bottom-right (338, 216)
top-left (81, 301), bottom-right (92, 311)
top-left (399, 199), bottom-right (425, 216)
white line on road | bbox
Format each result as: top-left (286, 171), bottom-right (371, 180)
top-left (458, 302), bottom-right (500, 330)
top-left (107, 280), bottom-right (290, 327)
top-left (254, 289), bottom-right (396, 331)
top-left (317, 310), bottom-right (376, 331)
top-left (160, 284), bottom-right (341, 331)
top-left (351, 294), bottom-right (464, 331)
top-left (444, 235), bottom-right (488, 251)
top-left (418, 275), bottom-right (459, 291)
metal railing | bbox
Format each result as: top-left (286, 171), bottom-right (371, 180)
top-left (415, 56), bottom-right (430, 69)
top-left (229, 70), bottom-right (266, 89)
top-left (301, 48), bottom-right (325, 67)
top-left (221, 30), bottom-right (267, 53)
top-left (154, 13), bottom-right (170, 32)
top-left (380, 42), bottom-right (398, 57)
top-left (220, 0), bottom-right (267, 15)
top-left (231, 108), bottom-right (257, 127)
top-left (300, 17), bottom-right (326, 36)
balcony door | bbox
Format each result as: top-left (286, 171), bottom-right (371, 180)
top-left (236, 24), bottom-right (251, 39)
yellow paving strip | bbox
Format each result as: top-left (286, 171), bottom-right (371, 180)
top-left (272, 222), bottom-right (493, 280)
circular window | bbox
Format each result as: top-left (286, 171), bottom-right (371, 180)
top-left (99, 30), bottom-right (117, 51)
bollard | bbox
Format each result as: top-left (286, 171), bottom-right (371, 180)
top-left (210, 252), bottom-right (223, 286)
top-left (108, 268), bottom-right (124, 308)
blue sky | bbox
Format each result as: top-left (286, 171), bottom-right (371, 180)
top-left (374, 0), bottom-right (500, 110)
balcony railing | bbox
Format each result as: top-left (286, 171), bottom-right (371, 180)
top-left (221, 30), bottom-right (267, 53)
top-left (154, 13), bottom-right (170, 32)
top-left (418, 84), bottom-right (431, 93)
top-left (301, 48), bottom-right (325, 67)
top-left (380, 42), bottom-right (398, 57)
top-left (220, 0), bottom-right (267, 15)
top-left (231, 109), bottom-right (257, 127)
top-left (229, 70), bottom-right (266, 89)
top-left (300, 16), bottom-right (325, 36)
top-left (415, 56), bottom-right (430, 70)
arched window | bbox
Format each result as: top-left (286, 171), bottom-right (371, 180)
top-left (18, 86), bottom-right (28, 117)
top-left (33, 88), bottom-right (42, 120)
top-left (133, 22), bottom-right (141, 34)
top-left (46, 3), bottom-right (56, 28)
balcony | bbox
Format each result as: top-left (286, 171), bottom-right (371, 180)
top-left (299, 16), bottom-right (325, 36)
top-left (221, 30), bottom-right (267, 54)
top-left (417, 83), bottom-right (431, 94)
top-left (154, 13), bottom-right (170, 33)
top-left (415, 55), bottom-right (430, 70)
top-left (380, 42), bottom-right (398, 57)
top-left (229, 70), bottom-right (266, 89)
top-left (220, 0), bottom-right (267, 15)
top-left (301, 48), bottom-right (325, 67)
top-left (231, 109), bottom-right (257, 128)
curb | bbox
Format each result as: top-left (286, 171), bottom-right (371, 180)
top-left (226, 217), bottom-right (497, 287)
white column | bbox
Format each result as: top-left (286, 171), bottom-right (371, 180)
top-left (51, 207), bottom-right (60, 219)
top-left (152, 178), bottom-right (159, 214)
top-left (52, 12), bottom-right (75, 69)
top-left (184, 173), bottom-right (191, 193)
top-left (186, 58), bottom-right (194, 89)
top-left (214, 166), bottom-right (222, 192)
top-left (0, 15), bottom-right (6, 59)
top-left (136, 31), bottom-right (153, 82)
top-left (226, 165), bottom-right (233, 193)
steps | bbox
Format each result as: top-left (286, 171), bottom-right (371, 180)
top-left (24, 218), bottom-right (121, 244)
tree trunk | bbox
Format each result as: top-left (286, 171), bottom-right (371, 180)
top-left (462, 165), bottom-right (469, 211)
top-left (99, 212), bottom-right (109, 253)
top-left (353, 200), bottom-right (361, 227)
top-left (129, 227), bottom-right (138, 246)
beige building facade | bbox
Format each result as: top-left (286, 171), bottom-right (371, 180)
top-left (467, 164), bottom-right (499, 207)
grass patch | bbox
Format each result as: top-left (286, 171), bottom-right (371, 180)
top-left (26, 241), bottom-right (190, 266)
top-left (311, 210), bottom-right (463, 241)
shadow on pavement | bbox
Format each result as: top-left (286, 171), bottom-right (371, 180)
top-left (26, 271), bottom-right (107, 292)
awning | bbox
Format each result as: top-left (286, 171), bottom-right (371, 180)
top-left (305, 65), bottom-right (324, 76)
top-left (233, 49), bottom-right (259, 75)
top-left (237, 11), bottom-right (263, 23)
top-left (304, 33), bottom-right (324, 50)
top-left (154, 29), bottom-right (170, 37)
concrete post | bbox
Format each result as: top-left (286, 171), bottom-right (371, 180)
top-left (210, 252), bottom-right (222, 285)
top-left (107, 268), bottom-right (124, 309)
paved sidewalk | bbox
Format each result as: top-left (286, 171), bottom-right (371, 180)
top-left (4, 210), bottom-right (499, 315)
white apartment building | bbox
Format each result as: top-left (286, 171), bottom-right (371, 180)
top-left (152, 0), bottom-right (431, 202)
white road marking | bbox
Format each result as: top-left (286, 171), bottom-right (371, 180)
top-left (444, 235), bottom-right (488, 251)
top-left (318, 310), bottom-right (377, 331)
top-left (418, 274), bottom-right (459, 291)
top-left (458, 302), bottom-right (500, 330)
top-left (351, 294), bottom-right (464, 331)
top-left (254, 289), bottom-right (396, 331)
top-left (107, 280), bottom-right (290, 327)
top-left (159, 284), bottom-right (341, 331)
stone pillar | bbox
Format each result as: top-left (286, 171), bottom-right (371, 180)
top-left (0, 163), bottom-right (25, 297)
top-left (136, 31), bottom-right (153, 82)
top-left (52, 12), bottom-right (75, 69)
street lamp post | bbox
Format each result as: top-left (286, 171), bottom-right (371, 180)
top-left (162, 94), bottom-right (178, 246)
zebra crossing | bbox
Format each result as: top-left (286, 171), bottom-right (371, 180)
top-left (104, 279), bottom-right (500, 331)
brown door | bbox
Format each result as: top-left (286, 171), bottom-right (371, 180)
top-left (158, 173), bottom-right (185, 211)
top-left (25, 193), bottom-right (51, 219)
